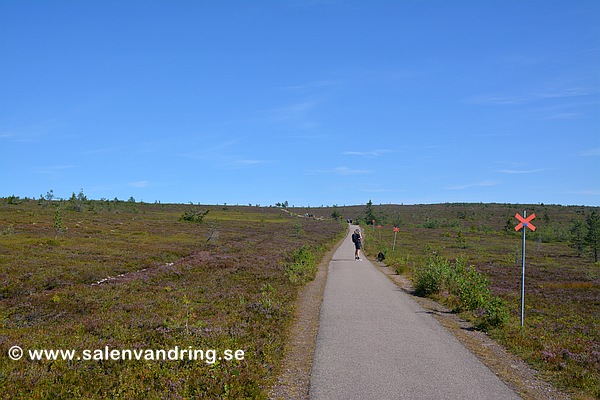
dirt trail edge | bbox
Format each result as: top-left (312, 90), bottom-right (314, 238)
top-left (268, 229), bottom-right (347, 400)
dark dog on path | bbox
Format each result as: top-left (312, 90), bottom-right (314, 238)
top-left (376, 252), bottom-right (385, 262)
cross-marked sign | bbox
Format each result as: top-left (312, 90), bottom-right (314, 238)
top-left (392, 227), bottom-right (400, 251)
top-left (515, 211), bottom-right (536, 327)
top-left (515, 213), bottom-right (536, 231)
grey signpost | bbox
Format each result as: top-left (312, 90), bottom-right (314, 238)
top-left (515, 211), bottom-right (536, 327)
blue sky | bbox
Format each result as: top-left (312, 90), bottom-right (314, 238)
top-left (1, 0), bottom-right (599, 206)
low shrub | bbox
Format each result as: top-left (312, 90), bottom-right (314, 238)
top-left (179, 208), bottom-right (209, 223)
top-left (447, 257), bottom-right (490, 312)
top-left (283, 245), bottom-right (318, 285)
top-left (473, 296), bottom-right (509, 331)
top-left (414, 255), bottom-right (451, 296)
top-left (414, 255), bottom-right (508, 331)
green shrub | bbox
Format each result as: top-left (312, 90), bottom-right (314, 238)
top-left (283, 245), bottom-right (317, 285)
top-left (53, 208), bottom-right (67, 235)
top-left (447, 258), bottom-right (490, 312)
top-left (414, 255), bottom-right (509, 331)
top-left (391, 255), bottom-right (411, 275)
top-left (414, 255), bottom-right (451, 296)
top-left (422, 219), bottom-right (441, 229)
top-left (474, 296), bottom-right (509, 330)
top-left (180, 208), bottom-right (209, 223)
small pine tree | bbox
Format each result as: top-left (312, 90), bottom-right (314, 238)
top-left (53, 208), bottom-right (66, 236)
top-left (456, 230), bottom-right (468, 249)
top-left (77, 188), bottom-right (87, 202)
top-left (331, 206), bottom-right (341, 220)
top-left (569, 219), bottom-right (586, 257)
top-left (584, 210), bottom-right (600, 262)
top-left (365, 200), bottom-right (376, 225)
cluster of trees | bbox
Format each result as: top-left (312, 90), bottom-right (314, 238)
top-left (38, 189), bottom-right (136, 206)
top-left (362, 200), bottom-right (402, 227)
top-left (569, 210), bottom-right (600, 262)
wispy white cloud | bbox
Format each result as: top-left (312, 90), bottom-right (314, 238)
top-left (278, 79), bottom-right (345, 92)
top-left (234, 159), bottom-right (264, 165)
top-left (472, 132), bottom-right (512, 138)
top-left (466, 86), bottom-right (593, 106)
top-left (0, 129), bottom-right (39, 143)
top-left (496, 168), bottom-right (550, 174)
top-left (201, 155), bottom-right (272, 169)
top-left (544, 112), bottom-right (581, 120)
top-left (334, 166), bottom-right (371, 175)
top-left (446, 180), bottom-right (501, 190)
top-left (267, 99), bottom-right (324, 126)
top-left (305, 166), bottom-right (372, 176)
top-left (79, 146), bottom-right (122, 156)
top-left (175, 138), bottom-right (240, 160)
top-left (466, 94), bottom-right (530, 105)
top-left (286, 0), bottom-right (344, 9)
top-left (343, 149), bottom-right (392, 157)
top-left (174, 137), bottom-right (273, 170)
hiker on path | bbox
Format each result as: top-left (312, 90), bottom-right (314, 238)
top-left (352, 228), bottom-right (363, 261)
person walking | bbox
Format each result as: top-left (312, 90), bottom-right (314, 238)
top-left (351, 228), bottom-right (363, 261)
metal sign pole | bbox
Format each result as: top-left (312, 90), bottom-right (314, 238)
top-left (521, 210), bottom-right (526, 327)
top-left (514, 210), bottom-right (535, 328)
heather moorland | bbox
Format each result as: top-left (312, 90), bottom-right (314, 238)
top-left (1, 198), bottom-right (598, 398)
top-left (0, 197), bottom-right (344, 398)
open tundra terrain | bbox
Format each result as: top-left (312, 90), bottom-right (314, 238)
top-left (0, 198), bottom-right (598, 398)
top-left (0, 199), bottom-right (344, 398)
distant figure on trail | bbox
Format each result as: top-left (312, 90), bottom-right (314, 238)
top-left (351, 228), bottom-right (363, 261)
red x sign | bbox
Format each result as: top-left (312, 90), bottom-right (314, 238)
top-left (393, 227), bottom-right (400, 232)
top-left (515, 213), bottom-right (536, 231)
